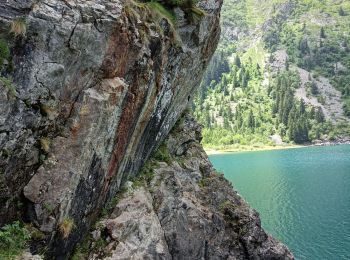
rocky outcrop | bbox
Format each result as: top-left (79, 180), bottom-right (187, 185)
top-left (86, 114), bottom-right (294, 259)
top-left (0, 1), bottom-right (294, 259)
top-left (0, 0), bottom-right (221, 258)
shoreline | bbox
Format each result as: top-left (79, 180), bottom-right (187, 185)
top-left (204, 144), bottom-right (303, 155)
top-left (204, 140), bottom-right (350, 155)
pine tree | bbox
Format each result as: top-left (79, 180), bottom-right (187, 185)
top-left (299, 99), bottom-right (306, 115)
top-left (235, 55), bottom-right (241, 68)
top-left (241, 73), bottom-right (248, 88)
top-left (299, 38), bottom-right (310, 55)
top-left (320, 27), bottom-right (326, 39)
top-left (230, 93), bottom-right (234, 101)
top-left (292, 116), bottom-right (309, 143)
top-left (285, 59), bottom-right (289, 71)
top-left (310, 106), bottom-right (316, 119)
top-left (205, 112), bottom-right (211, 128)
top-left (339, 7), bottom-right (346, 16)
top-left (287, 104), bottom-right (297, 139)
top-left (247, 110), bottom-right (255, 129)
top-left (223, 117), bottom-right (230, 129)
top-left (218, 106), bottom-right (224, 116)
top-left (311, 81), bottom-right (318, 95)
top-left (315, 107), bottom-right (325, 123)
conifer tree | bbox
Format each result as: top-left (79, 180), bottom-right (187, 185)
top-left (315, 107), bottom-right (325, 123)
top-left (320, 27), bottom-right (326, 39)
top-left (311, 81), bottom-right (318, 95)
top-left (235, 55), bottom-right (241, 68)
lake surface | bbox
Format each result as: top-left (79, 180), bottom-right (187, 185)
top-left (209, 145), bottom-right (350, 260)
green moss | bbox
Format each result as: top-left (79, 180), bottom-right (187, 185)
top-left (0, 39), bottom-right (10, 68)
top-left (133, 159), bottom-right (157, 188)
top-left (101, 186), bottom-right (128, 217)
top-left (43, 202), bottom-right (54, 214)
top-left (0, 221), bottom-right (31, 259)
top-left (153, 142), bottom-right (172, 165)
top-left (0, 76), bottom-right (16, 97)
top-left (218, 200), bottom-right (232, 213)
top-left (146, 1), bottom-right (177, 26)
top-left (73, 235), bottom-right (110, 259)
top-left (1, 148), bottom-right (12, 159)
top-left (26, 225), bottom-right (46, 241)
top-left (144, 0), bottom-right (205, 25)
top-left (71, 236), bottom-right (91, 260)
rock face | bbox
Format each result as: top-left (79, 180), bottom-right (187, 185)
top-left (87, 114), bottom-right (294, 260)
top-left (0, 0), bottom-right (221, 258)
top-left (0, 1), bottom-right (294, 259)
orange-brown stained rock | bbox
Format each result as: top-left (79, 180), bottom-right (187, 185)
top-left (101, 22), bottom-right (132, 79)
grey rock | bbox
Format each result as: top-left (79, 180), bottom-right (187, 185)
top-left (92, 114), bottom-right (294, 260)
top-left (20, 251), bottom-right (43, 260)
top-left (0, 0), bottom-right (222, 258)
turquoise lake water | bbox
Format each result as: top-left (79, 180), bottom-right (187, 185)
top-left (209, 145), bottom-right (350, 260)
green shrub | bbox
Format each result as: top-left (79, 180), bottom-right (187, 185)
top-left (0, 221), bottom-right (31, 259)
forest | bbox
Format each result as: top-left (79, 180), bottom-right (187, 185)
top-left (194, 0), bottom-right (350, 149)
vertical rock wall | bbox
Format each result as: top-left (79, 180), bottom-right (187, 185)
top-left (0, 0), bottom-right (222, 258)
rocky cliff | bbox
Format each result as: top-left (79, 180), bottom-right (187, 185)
top-left (80, 114), bottom-right (293, 260)
top-left (0, 0), bottom-right (293, 259)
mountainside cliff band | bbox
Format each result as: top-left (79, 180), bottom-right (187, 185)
top-left (0, 0), bottom-right (293, 259)
top-left (80, 114), bottom-right (293, 260)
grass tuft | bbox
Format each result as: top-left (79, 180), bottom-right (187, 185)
top-left (59, 218), bottom-right (75, 239)
top-left (40, 137), bottom-right (51, 153)
top-left (10, 18), bottom-right (27, 37)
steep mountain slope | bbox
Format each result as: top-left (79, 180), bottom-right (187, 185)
top-left (195, 0), bottom-right (350, 149)
top-left (0, 1), bottom-right (294, 259)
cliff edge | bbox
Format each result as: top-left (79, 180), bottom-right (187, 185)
top-left (0, 0), bottom-right (293, 259)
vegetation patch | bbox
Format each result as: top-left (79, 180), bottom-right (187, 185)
top-left (146, 1), bottom-right (177, 26)
top-left (101, 186), bottom-right (128, 217)
top-left (0, 39), bottom-right (10, 68)
top-left (10, 18), bottom-right (27, 37)
top-left (194, 0), bottom-right (350, 148)
top-left (0, 221), bottom-right (31, 259)
top-left (153, 142), bottom-right (172, 165)
top-left (0, 76), bottom-right (16, 97)
top-left (59, 218), bottom-right (75, 239)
